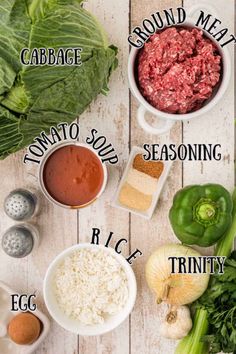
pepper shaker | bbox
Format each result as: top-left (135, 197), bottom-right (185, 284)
top-left (1, 224), bottom-right (39, 258)
top-left (4, 189), bottom-right (38, 221)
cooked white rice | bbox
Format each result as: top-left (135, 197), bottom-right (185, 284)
top-left (54, 248), bottom-right (129, 325)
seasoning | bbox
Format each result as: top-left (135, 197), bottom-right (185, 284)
top-left (133, 154), bottom-right (164, 178)
top-left (126, 168), bottom-right (157, 195)
top-left (119, 182), bottom-right (152, 211)
top-left (42, 145), bottom-right (105, 207)
top-left (118, 154), bottom-right (164, 212)
top-left (8, 313), bottom-right (41, 345)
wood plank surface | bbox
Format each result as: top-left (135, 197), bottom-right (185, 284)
top-left (27, 163), bottom-right (78, 354)
top-left (0, 151), bottom-right (78, 354)
top-left (78, 1), bottom-right (130, 354)
top-left (130, 2), bottom-right (183, 354)
top-left (130, 0), bottom-right (235, 353)
top-left (0, 0), bottom-right (234, 354)
top-left (183, 0), bottom-right (235, 256)
top-left (183, 0), bottom-right (235, 189)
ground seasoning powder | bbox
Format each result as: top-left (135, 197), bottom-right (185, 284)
top-left (118, 154), bottom-right (164, 212)
top-left (133, 154), bottom-right (164, 178)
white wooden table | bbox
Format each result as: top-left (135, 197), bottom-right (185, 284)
top-left (0, 0), bottom-right (234, 353)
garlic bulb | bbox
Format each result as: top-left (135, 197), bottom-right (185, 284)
top-left (145, 244), bottom-right (210, 305)
top-left (160, 306), bottom-right (192, 340)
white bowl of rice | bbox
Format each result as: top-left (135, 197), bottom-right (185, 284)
top-left (43, 243), bottom-right (137, 335)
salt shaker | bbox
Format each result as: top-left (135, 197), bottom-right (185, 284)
top-left (4, 189), bottom-right (38, 221)
top-left (1, 224), bottom-right (39, 258)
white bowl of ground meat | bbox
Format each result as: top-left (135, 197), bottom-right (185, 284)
top-left (128, 25), bottom-right (231, 135)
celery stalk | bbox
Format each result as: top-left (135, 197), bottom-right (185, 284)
top-left (215, 188), bottom-right (236, 257)
top-left (175, 187), bottom-right (236, 354)
top-left (175, 309), bottom-right (209, 354)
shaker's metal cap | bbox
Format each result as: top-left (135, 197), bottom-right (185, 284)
top-left (2, 225), bottom-right (36, 258)
top-left (4, 189), bottom-right (37, 221)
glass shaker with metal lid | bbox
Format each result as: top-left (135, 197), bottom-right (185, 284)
top-left (4, 189), bottom-right (39, 221)
top-left (2, 224), bottom-right (39, 258)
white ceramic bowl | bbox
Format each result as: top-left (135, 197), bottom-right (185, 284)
top-left (128, 13), bottom-right (231, 135)
top-left (39, 141), bottom-right (108, 209)
top-left (43, 243), bottom-right (137, 336)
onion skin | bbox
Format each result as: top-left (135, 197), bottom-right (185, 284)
top-left (145, 244), bottom-right (210, 306)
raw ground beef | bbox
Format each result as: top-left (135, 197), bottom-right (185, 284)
top-left (138, 27), bottom-right (221, 114)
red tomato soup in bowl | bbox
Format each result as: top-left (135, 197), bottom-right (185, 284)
top-left (39, 144), bottom-right (106, 208)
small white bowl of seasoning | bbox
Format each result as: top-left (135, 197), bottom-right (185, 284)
top-left (113, 146), bottom-right (173, 219)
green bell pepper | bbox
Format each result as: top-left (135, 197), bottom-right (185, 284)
top-left (169, 184), bottom-right (233, 247)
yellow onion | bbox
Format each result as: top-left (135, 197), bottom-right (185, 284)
top-left (145, 244), bottom-right (210, 306)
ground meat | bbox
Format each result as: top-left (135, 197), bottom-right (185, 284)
top-left (137, 27), bottom-right (221, 114)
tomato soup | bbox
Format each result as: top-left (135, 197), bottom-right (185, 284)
top-left (43, 145), bottom-right (104, 207)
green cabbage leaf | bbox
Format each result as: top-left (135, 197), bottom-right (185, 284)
top-left (0, 0), bottom-right (118, 158)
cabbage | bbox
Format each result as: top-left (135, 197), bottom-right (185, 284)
top-left (0, 0), bottom-right (118, 158)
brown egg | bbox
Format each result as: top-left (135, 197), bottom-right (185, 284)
top-left (8, 312), bottom-right (41, 345)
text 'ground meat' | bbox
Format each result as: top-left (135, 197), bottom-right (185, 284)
top-left (138, 27), bottom-right (221, 114)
